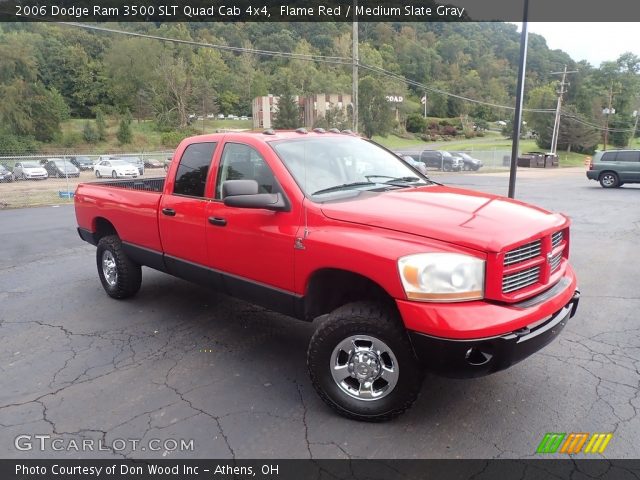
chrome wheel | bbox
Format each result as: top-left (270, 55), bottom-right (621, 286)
top-left (101, 250), bottom-right (117, 287)
top-left (600, 173), bottom-right (617, 188)
top-left (330, 335), bottom-right (399, 401)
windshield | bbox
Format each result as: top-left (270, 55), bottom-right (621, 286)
top-left (110, 160), bottom-right (130, 166)
top-left (23, 162), bottom-right (40, 168)
top-left (271, 137), bottom-right (430, 198)
top-left (54, 160), bottom-right (72, 167)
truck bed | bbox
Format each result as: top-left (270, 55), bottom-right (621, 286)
top-left (90, 177), bottom-right (165, 193)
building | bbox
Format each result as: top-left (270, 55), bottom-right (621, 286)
top-left (252, 94), bottom-right (352, 130)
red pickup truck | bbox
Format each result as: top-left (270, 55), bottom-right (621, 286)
top-left (75, 130), bottom-right (579, 421)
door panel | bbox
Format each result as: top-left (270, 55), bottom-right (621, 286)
top-left (205, 142), bottom-right (298, 292)
top-left (158, 142), bottom-right (217, 268)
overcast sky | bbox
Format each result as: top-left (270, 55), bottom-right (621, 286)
top-left (524, 23), bottom-right (639, 68)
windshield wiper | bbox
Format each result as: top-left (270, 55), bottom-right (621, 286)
top-left (365, 175), bottom-right (426, 187)
top-left (311, 181), bottom-right (377, 196)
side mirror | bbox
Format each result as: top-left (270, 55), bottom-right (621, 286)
top-left (222, 180), bottom-right (289, 212)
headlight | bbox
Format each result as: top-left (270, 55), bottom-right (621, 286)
top-left (398, 253), bottom-right (485, 302)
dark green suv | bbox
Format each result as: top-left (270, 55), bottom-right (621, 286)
top-left (586, 150), bottom-right (640, 188)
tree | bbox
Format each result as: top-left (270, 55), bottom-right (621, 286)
top-left (556, 106), bottom-right (600, 153)
top-left (116, 110), bottom-right (133, 145)
top-left (83, 122), bottom-right (99, 143)
top-left (273, 82), bottom-right (300, 129)
top-left (95, 109), bottom-right (107, 141)
top-left (358, 76), bottom-right (394, 138)
top-left (608, 115), bottom-right (633, 148)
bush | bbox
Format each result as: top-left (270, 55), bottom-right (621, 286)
top-left (83, 122), bottom-right (99, 144)
top-left (161, 131), bottom-right (186, 148)
top-left (0, 133), bottom-right (37, 155)
top-left (406, 113), bottom-right (427, 133)
top-left (442, 125), bottom-right (458, 137)
top-left (117, 111), bottom-right (133, 145)
top-left (60, 132), bottom-right (82, 148)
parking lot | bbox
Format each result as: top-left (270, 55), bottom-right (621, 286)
top-left (0, 167), bottom-right (638, 459)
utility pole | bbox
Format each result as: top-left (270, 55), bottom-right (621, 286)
top-left (549, 65), bottom-right (577, 155)
top-left (352, 0), bottom-right (358, 132)
top-left (630, 110), bottom-right (639, 147)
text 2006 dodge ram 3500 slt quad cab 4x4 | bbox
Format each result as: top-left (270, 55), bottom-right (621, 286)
top-left (75, 130), bottom-right (579, 421)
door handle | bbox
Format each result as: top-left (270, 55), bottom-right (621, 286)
top-left (162, 208), bottom-right (176, 216)
top-left (208, 217), bottom-right (227, 226)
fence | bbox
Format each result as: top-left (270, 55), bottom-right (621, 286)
top-left (0, 151), bottom-right (173, 209)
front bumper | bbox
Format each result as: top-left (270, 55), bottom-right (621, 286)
top-left (407, 290), bottom-right (579, 378)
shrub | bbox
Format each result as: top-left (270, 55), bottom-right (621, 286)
top-left (161, 131), bottom-right (185, 148)
top-left (406, 114), bottom-right (427, 133)
top-left (83, 122), bottom-right (99, 144)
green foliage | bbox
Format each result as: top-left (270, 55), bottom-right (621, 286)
top-left (273, 82), bottom-right (300, 129)
top-left (0, 132), bottom-right (37, 155)
top-left (116, 110), bottom-right (133, 145)
top-left (60, 131), bottom-right (82, 148)
top-left (83, 122), bottom-right (99, 143)
top-left (359, 76), bottom-right (394, 138)
top-left (609, 115), bottom-right (633, 148)
top-left (406, 113), bottom-right (427, 133)
top-left (161, 131), bottom-right (186, 148)
top-left (95, 109), bottom-right (107, 141)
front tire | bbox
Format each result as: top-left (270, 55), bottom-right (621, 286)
top-left (599, 172), bottom-right (619, 188)
top-left (307, 301), bottom-right (422, 422)
top-left (95, 170), bottom-right (101, 178)
top-left (96, 235), bottom-right (142, 299)
top-left (112, 170), bottom-right (117, 179)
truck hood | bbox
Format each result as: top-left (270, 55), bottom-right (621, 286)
top-left (319, 186), bottom-right (567, 253)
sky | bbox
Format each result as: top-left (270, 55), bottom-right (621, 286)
top-left (524, 23), bottom-right (640, 67)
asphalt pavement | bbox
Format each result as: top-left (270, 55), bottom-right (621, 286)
top-left (0, 167), bottom-right (638, 459)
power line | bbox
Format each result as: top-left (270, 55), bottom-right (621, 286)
top-left (58, 21), bottom-right (557, 114)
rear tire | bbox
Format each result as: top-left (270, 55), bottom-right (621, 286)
top-left (307, 301), bottom-right (422, 422)
top-left (96, 235), bottom-right (142, 299)
top-left (599, 171), bottom-right (619, 188)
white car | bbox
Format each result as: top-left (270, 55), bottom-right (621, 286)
top-left (94, 159), bottom-right (138, 179)
top-left (13, 162), bottom-right (48, 180)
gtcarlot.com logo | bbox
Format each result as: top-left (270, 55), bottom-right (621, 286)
top-left (536, 433), bottom-right (613, 454)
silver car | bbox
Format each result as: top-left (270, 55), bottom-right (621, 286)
top-left (13, 162), bottom-right (48, 180)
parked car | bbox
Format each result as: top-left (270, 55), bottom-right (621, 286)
top-left (94, 159), bottom-right (138, 179)
top-left (240, 115), bottom-right (249, 121)
top-left (70, 156), bottom-right (94, 171)
top-left (13, 162), bottom-right (48, 180)
top-left (0, 164), bottom-right (14, 183)
top-left (75, 130), bottom-right (579, 422)
top-left (452, 152), bottom-right (483, 171)
top-left (400, 155), bottom-right (428, 175)
top-left (419, 150), bottom-right (463, 171)
top-left (44, 159), bottom-right (80, 178)
top-left (217, 114), bottom-right (225, 119)
top-left (120, 156), bottom-right (144, 176)
top-left (144, 158), bottom-right (164, 168)
top-left (586, 149), bottom-right (640, 188)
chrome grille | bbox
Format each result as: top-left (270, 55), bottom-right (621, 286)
top-left (502, 266), bottom-right (540, 293)
top-left (504, 240), bottom-right (542, 266)
top-left (550, 253), bottom-right (562, 273)
top-left (551, 230), bottom-right (563, 249)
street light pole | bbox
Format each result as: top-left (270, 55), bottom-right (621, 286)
top-left (507, 0), bottom-right (529, 199)
top-left (352, 0), bottom-right (358, 132)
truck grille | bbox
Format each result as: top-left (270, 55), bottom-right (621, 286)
top-left (502, 266), bottom-right (541, 293)
top-left (504, 240), bottom-right (541, 266)
top-left (499, 228), bottom-right (567, 296)
top-left (551, 231), bottom-right (563, 249)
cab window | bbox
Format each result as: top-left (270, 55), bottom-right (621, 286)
top-left (215, 143), bottom-right (279, 199)
top-left (173, 142), bottom-right (217, 198)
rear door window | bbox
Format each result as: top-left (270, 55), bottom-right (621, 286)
top-left (173, 142), bottom-right (217, 198)
top-left (600, 152), bottom-right (617, 162)
top-left (615, 151), bottom-right (639, 163)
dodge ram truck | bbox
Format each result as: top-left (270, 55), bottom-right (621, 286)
top-left (75, 130), bottom-right (579, 421)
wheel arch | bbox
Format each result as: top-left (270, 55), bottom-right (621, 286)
top-left (303, 268), bottom-right (396, 322)
top-left (92, 217), bottom-right (118, 242)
